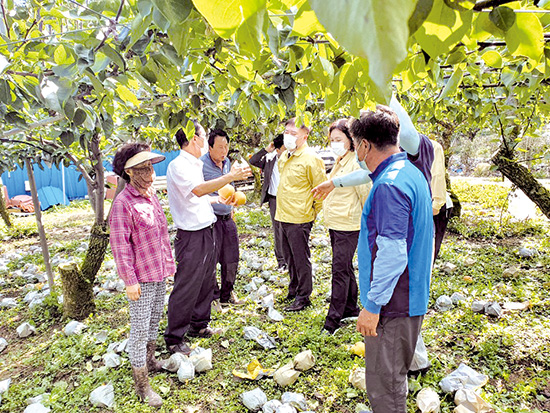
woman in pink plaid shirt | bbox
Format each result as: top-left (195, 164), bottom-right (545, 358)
top-left (109, 143), bottom-right (175, 407)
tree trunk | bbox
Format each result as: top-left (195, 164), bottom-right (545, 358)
top-left (80, 222), bottom-right (110, 284)
top-left (492, 145), bottom-right (550, 218)
top-left (60, 132), bottom-right (109, 319)
top-left (25, 158), bottom-right (54, 290)
top-left (59, 261), bottom-right (95, 320)
top-left (0, 185), bottom-right (11, 227)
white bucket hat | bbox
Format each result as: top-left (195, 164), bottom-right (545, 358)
top-left (124, 151), bottom-right (165, 169)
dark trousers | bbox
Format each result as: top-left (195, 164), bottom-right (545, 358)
top-left (267, 195), bottom-right (285, 268)
top-left (324, 229), bottom-right (360, 332)
top-left (364, 315), bottom-right (424, 413)
top-left (164, 226), bottom-right (216, 346)
top-left (433, 205), bottom-right (452, 261)
top-left (280, 221), bottom-right (313, 301)
top-left (212, 215), bottom-right (240, 302)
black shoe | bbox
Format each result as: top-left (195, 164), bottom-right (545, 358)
top-left (342, 309), bottom-right (360, 318)
top-left (321, 326), bottom-right (338, 336)
top-left (220, 292), bottom-right (245, 306)
top-left (284, 293), bottom-right (297, 302)
top-left (284, 299), bottom-right (311, 312)
top-left (407, 365), bottom-right (431, 377)
top-left (167, 342), bottom-right (192, 356)
top-left (186, 326), bottom-right (223, 338)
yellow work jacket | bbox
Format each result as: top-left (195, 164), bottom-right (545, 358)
top-left (275, 143), bottom-right (327, 224)
top-left (323, 151), bottom-right (370, 231)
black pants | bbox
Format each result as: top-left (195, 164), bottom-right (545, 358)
top-left (267, 195), bottom-right (285, 268)
top-left (280, 221), bottom-right (313, 301)
top-left (164, 226), bottom-right (216, 346)
top-left (212, 215), bottom-right (240, 302)
top-left (365, 315), bottom-right (424, 412)
top-left (324, 229), bottom-right (360, 332)
top-left (433, 205), bottom-right (452, 261)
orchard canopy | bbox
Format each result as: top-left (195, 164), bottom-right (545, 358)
top-left (1, 0), bottom-right (550, 192)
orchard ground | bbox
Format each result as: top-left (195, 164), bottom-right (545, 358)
top-left (0, 178), bottom-right (550, 412)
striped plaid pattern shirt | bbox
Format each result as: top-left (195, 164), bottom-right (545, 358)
top-left (109, 184), bottom-right (176, 286)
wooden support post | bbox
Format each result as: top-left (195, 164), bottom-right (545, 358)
top-left (24, 158), bottom-right (54, 290)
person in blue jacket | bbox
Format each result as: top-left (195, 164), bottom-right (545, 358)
top-left (351, 106), bottom-right (433, 412)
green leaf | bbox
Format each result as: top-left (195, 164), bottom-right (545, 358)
top-left (481, 50), bottom-right (503, 68)
top-left (73, 108), bottom-right (87, 127)
top-left (100, 44), bottom-right (126, 71)
top-left (310, 0), bottom-right (416, 104)
top-left (183, 118), bottom-right (195, 139)
top-left (5, 112), bottom-right (28, 128)
top-left (64, 98), bottom-right (76, 119)
top-left (489, 6), bottom-right (516, 32)
top-left (130, 13), bottom-right (153, 49)
top-left (438, 65), bottom-right (463, 100)
top-left (137, 0), bottom-right (153, 16)
top-left (168, 22), bottom-right (189, 55)
top-left (445, 47), bottom-right (466, 65)
top-left (501, 66), bottom-right (518, 88)
top-left (151, 0), bottom-right (192, 27)
top-left (115, 84), bottom-right (140, 107)
top-left (53, 45), bottom-right (71, 65)
top-left (85, 69), bottom-right (105, 94)
top-left (59, 131), bottom-right (75, 147)
top-left (235, 9), bottom-right (265, 58)
top-left (292, 1), bottom-right (325, 37)
top-left (409, 0), bottom-right (434, 35)
top-left (443, 0), bottom-right (474, 11)
top-left (415, 1), bottom-right (473, 59)
top-left (191, 0), bottom-right (265, 38)
top-left (505, 12), bottom-right (544, 62)
top-left (267, 22), bottom-right (280, 58)
top-left (52, 64), bottom-right (78, 78)
top-left (152, 6), bottom-right (171, 31)
top-left (40, 78), bottom-right (73, 113)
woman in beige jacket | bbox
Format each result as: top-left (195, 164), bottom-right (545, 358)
top-left (322, 119), bottom-right (371, 334)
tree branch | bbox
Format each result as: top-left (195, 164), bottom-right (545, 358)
top-left (94, 0), bottom-right (125, 53)
top-left (0, 0), bottom-right (9, 38)
top-left (0, 137), bottom-right (53, 154)
top-left (491, 89), bottom-right (510, 154)
top-left (0, 114), bottom-right (64, 139)
top-left (473, 0), bottom-right (518, 11)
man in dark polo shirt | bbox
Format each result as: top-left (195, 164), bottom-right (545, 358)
top-left (201, 129), bottom-right (243, 305)
top-left (249, 134), bottom-right (286, 270)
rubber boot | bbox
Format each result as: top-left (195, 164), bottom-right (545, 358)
top-left (146, 341), bottom-right (165, 373)
top-left (132, 366), bottom-right (163, 407)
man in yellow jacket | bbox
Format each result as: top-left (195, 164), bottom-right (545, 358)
top-left (276, 118), bottom-right (327, 312)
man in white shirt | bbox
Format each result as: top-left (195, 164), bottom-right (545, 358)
top-left (164, 122), bottom-right (251, 355)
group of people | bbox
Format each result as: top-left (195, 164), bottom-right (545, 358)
top-left (109, 97), bottom-right (452, 411)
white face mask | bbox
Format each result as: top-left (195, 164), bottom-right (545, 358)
top-left (283, 134), bottom-right (297, 151)
top-left (331, 141), bottom-right (347, 157)
top-left (355, 141), bottom-right (371, 172)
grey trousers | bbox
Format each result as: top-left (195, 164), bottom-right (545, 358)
top-left (364, 315), bottom-right (424, 413)
top-left (128, 280), bottom-right (166, 367)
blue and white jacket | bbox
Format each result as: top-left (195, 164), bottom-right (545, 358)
top-left (358, 152), bottom-right (433, 317)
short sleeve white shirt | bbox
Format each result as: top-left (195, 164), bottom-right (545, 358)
top-left (267, 152), bottom-right (280, 197)
top-left (167, 150), bottom-right (216, 231)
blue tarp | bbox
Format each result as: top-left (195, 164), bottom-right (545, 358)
top-left (1, 150), bottom-right (180, 201)
top-left (37, 186), bottom-right (70, 210)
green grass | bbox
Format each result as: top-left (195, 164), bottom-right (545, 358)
top-left (1, 180), bottom-right (550, 412)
